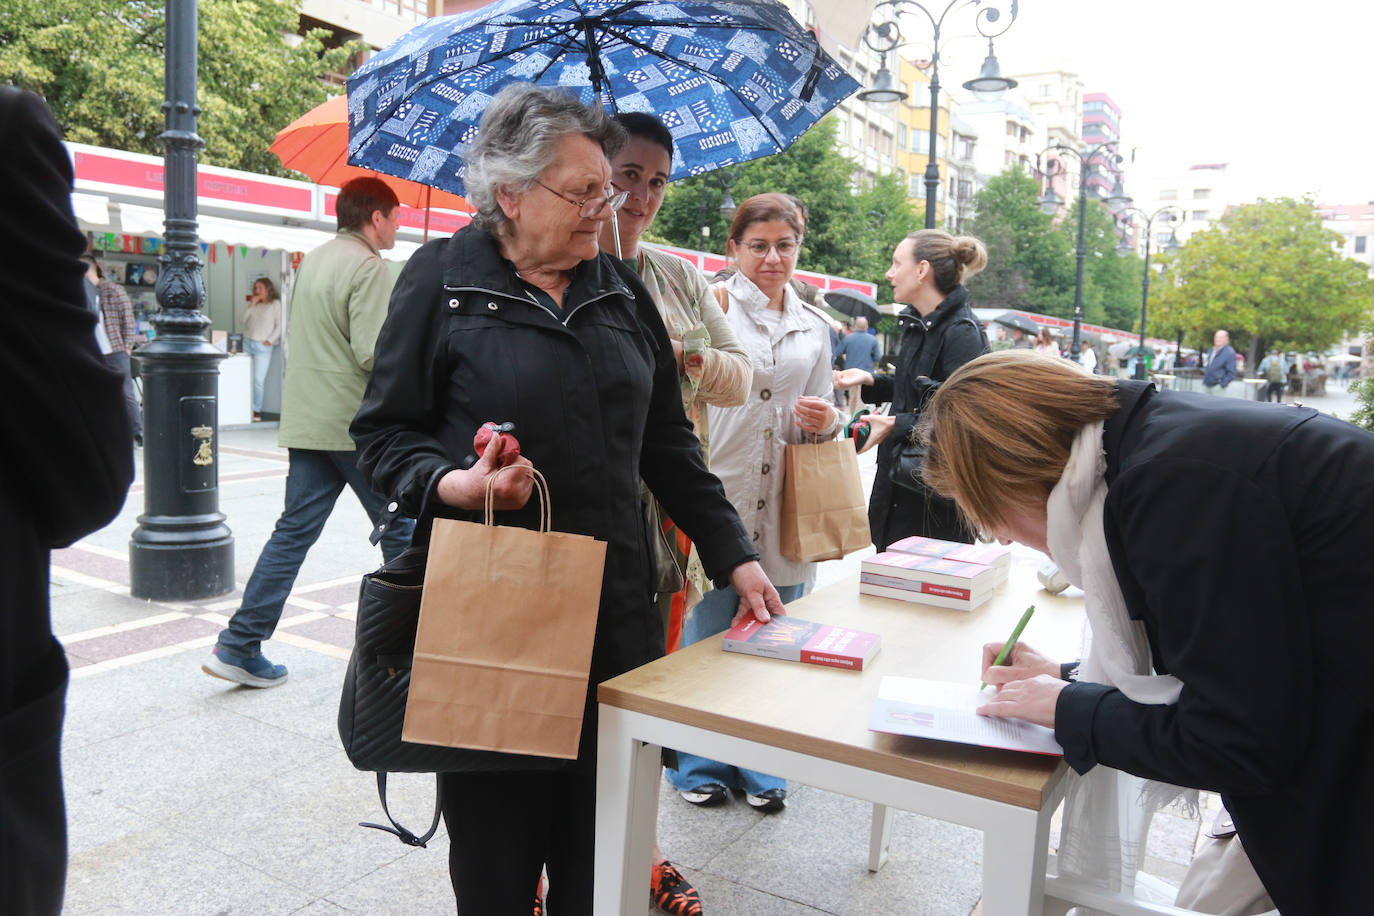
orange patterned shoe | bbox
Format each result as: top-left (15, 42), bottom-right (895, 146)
top-left (651, 860), bottom-right (702, 916)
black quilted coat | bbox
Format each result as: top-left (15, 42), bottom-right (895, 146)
top-left (868, 285), bottom-right (988, 550)
top-left (351, 226), bottom-right (755, 687)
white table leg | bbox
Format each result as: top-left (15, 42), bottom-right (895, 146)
top-left (868, 802), bottom-right (893, 872)
top-left (980, 806), bottom-right (1053, 916)
top-left (594, 705), bottom-right (661, 916)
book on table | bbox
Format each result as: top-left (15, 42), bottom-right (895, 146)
top-left (722, 615), bottom-right (881, 671)
top-left (859, 552), bottom-right (1000, 611)
top-left (885, 536), bottom-right (1011, 584)
top-left (868, 675), bottom-right (1063, 756)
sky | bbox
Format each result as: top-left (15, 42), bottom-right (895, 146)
top-left (934, 0), bottom-right (1374, 205)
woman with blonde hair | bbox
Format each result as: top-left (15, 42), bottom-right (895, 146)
top-left (241, 276), bottom-right (281, 419)
top-left (919, 349), bottom-right (1374, 915)
top-left (859, 228), bottom-right (988, 550)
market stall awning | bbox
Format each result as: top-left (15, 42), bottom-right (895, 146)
top-left (114, 204), bottom-right (419, 259)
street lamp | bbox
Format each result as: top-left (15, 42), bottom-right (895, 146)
top-left (1036, 142), bottom-right (1131, 361)
top-left (857, 0), bottom-right (1019, 229)
top-left (699, 165), bottom-right (742, 252)
top-left (1115, 205), bottom-right (1183, 379)
top-left (129, 0), bottom-right (235, 599)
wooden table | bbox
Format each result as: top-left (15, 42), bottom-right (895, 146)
top-left (595, 556), bottom-right (1088, 915)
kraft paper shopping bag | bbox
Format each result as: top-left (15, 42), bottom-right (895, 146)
top-left (779, 438), bottom-right (871, 562)
top-left (402, 469), bottom-right (606, 760)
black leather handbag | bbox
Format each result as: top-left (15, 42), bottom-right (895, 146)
top-left (339, 545), bottom-right (561, 845)
top-left (888, 434), bottom-right (929, 494)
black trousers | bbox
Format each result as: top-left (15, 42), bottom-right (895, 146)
top-left (1265, 381), bottom-right (1285, 402)
top-left (439, 695), bottom-right (599, 916)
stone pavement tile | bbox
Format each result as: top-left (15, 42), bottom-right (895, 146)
top-left (63, 650), bottom-right (222, 750)
top-left (285, 615), bottom-right (357, 652)
top-left (62, 704), bottom-right (336, 816)
top-left (701, 784), bottom-right (982, 916)
top-left (678, 866), bottom-right (830, 915)
top-left (52, 545), bottom-right (133, 585)
top-left (321, 838), bottom-right (456, 915)
top-left (50, 588), bottom-right (166, 639)
top-left (64, 818), bottom-right (314, 916)
top-left (190, 754), bottom-right (425, 901)
top-left (288, 903), bottom-right (352, 915)
top-left (63, 615), bottom-right (221, 665)
top-left (200, 645), bottom-right (352, 747)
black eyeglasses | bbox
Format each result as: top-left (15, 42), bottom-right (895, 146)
top-left (533, 180), bottom-right (629, 218)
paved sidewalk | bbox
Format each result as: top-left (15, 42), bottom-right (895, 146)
top-left (52, 385), bottom-right (1360, 914)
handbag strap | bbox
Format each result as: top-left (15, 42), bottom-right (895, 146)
top-left (483, 466), bottom-right (550, 531)
top-left (358, 772), bottom-right (444, 848)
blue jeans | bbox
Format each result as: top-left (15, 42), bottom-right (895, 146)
top-left (665, 581), bottom-right (806, 796)
top-left (243, 339), bottom-right (274, 413)
top-left (216, 449), bottom-right (414, 659)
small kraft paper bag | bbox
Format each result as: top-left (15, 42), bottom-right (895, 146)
top-left (779, 438), bottom-right (871, 562)
top-left (402, 468), bottom-right (606, 760)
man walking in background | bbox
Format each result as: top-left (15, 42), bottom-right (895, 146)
top-left (832, 316), bottom-right (882, 411)
top-left (203, 177), bottom-right (414, 688)
top-left (1203, 328), bottom-right (1237, 394)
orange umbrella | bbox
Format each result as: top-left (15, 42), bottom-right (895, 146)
top-left (270, 95), bottom-right (472, 238)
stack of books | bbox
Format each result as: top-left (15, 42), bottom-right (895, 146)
top-left (885, 536), bottom-right (1011, 585)
top-left (860, 550), bottom-right (1001, 612)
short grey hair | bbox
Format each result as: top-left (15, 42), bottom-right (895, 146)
top-left (464, 83), bottom-right (627, 235)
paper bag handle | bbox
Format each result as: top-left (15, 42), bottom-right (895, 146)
top-left (483, 465), bottom-right (550, 532)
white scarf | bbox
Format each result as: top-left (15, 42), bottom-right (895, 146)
top-left (1048, 421), bottom-right (1197, 911)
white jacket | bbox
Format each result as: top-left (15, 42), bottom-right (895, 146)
top-left (706, 271), bottom-right (840, 587)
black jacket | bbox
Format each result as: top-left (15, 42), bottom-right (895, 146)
top-left (867, 286), bottom-right (988, 550)
top-left (1056, 380), bottom-right (1374, 915)
top-left (351, 227), bottom-right (755, 685)
top-left (0, 88), bottom-right (133, 915)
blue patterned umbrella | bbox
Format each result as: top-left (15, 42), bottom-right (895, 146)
top-left (345, 0), bottom-right (860, 197)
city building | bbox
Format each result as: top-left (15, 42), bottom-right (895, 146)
top-left (955, 93), bottom-right (1040, 186)
top-left (1319, 203), bottom-right (1374, 274)
top-left (1012, 68), bottom-right (1085, 212)
top-left (1133, 162), bottom-right (1236, 245)
top-left (1080, 91), bottom-right (1123, 199)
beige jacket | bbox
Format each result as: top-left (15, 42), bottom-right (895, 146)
top-left (278, 230), bottom-right (395, 451)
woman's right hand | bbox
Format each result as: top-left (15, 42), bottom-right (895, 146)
top-left (979, 641), bottom-right (1061, 685)
top-left (435, 435), bottom-right (534, 511)
top-left (856, 412), bottom-right (895, 454)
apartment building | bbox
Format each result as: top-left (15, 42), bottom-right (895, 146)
top-left (1319, 203), bottom-right (1374, 274)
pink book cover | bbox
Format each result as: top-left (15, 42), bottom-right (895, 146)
top-left (862, 553), bottom-right (997, 589)
top-left (723, 616), bottom-right (881, 671)
top-left (888, 536), bottom-right (1009, 568)
top-left (859, 571), bottom-right (977, 601)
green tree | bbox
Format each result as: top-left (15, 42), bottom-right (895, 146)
top-left (1151, 197), bottom-right (1373, 367)
top-left (0, 0), bottom-right (360, 175)
top-left (1059, 197), bottom-right (1145, 331)
top-left (966, 168), bottom-right (1074, 313)
top-left (652, 117), bottom-right (917, 295)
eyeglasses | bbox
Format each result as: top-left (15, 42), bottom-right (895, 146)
top-left (737, 238), bottom-right (802, 258)
top-left (533, 180), bottom-right (629, 218)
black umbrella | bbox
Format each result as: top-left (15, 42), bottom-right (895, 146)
top-left (824, 289), bottom-right (882, 325)
top-left (994, 311), bottom-right (1040, 335)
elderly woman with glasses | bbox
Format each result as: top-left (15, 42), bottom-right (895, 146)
top-left (664, 192), bottom-right (841, 814)
top-left (350, 83), bottom-right (783, 916)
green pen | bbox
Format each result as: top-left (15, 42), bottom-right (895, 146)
top-left (980, 604), bottom-right (1036, 690)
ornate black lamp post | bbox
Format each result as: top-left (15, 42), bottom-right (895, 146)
top-left (1037, 142), bottom-right (1130, 360)
top-left (129, 0), bottom-right (235, 599)
top-left (857, 0), bottom-right (1019, 229)
top-left (698, 165), bottom-right (742, 252)
top-left (1115, 205), bottom-right (1183, 379)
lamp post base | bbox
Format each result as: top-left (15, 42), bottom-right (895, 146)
top-left (129, 517), bottom-right (234, 600)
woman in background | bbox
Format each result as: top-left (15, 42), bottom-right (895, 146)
top-left (859, 229), bottom-right (988, 551)
top-left (241, 277), bottom-right (281, 419)
top-left (665, 192), bottom-right (840, 814)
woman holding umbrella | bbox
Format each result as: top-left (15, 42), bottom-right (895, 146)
top-left (859, 228), bottom-right (989, 550)
top-left (351, 83), bottom-right (783, 916)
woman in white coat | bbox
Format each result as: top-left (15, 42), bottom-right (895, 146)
top-left (665, 192), bottom-right (841, 812)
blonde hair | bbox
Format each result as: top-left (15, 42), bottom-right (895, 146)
top-left (905, 229), bottom-right (988, 294)
top-left (918, 351), bottom-right (1119, 533)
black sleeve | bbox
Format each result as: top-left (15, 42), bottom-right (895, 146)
top-left (936, 317), bottom-right (990, 381)
top-left (350, 239), bottom-right (458, 520)
top-left (1054, 458), bottom-right (1311, 794)
top-left (0, 89), bottom-right (132, 547)
top-left (620, 264), bottom-right (755, 582)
